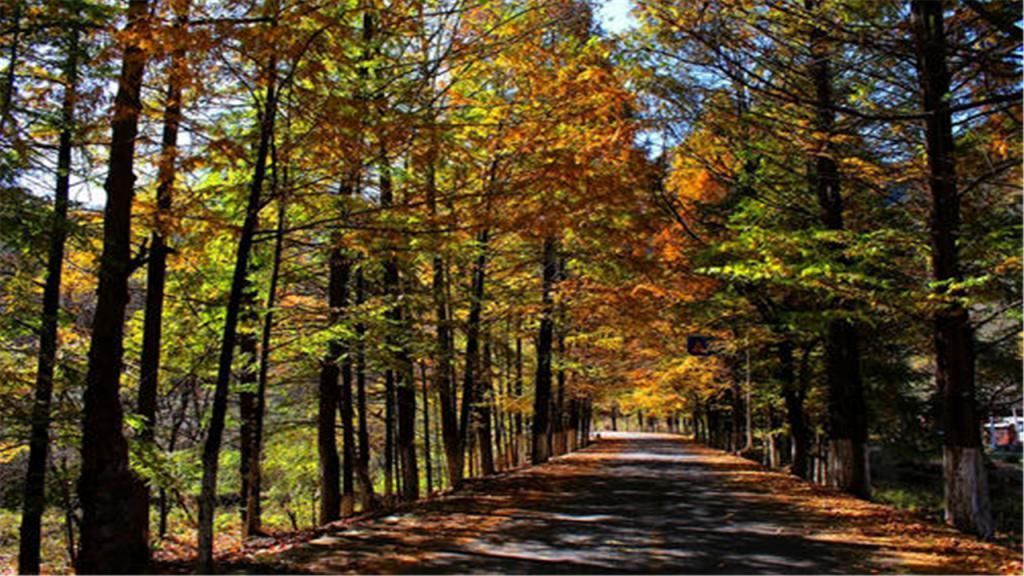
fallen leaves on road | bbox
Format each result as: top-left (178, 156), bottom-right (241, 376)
top-left (691, 444), bottom-right (1022, 575)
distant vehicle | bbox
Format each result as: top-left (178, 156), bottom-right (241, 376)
top-left (986, 416), bottom-right (1023, 451)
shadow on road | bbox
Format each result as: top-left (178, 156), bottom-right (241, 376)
top-left (269, 433), bottom-right (882, 574)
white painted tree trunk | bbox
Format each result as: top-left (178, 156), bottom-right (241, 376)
top-left (943, 446), bottom-right (994, 540)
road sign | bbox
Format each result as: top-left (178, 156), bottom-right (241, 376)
top-left (687, 335), bottom-right (714, 356)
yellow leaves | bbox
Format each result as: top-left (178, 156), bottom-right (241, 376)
top-left (666, 143), bottom-right (728, 210)
top-left (0, 442), bottom-right (27, 464)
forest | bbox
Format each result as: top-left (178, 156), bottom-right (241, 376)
top-left (0, 0), bottom-right (1020, 574)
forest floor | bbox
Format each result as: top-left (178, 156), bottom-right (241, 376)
top-left (184, 432), bottom-right (1021, 574)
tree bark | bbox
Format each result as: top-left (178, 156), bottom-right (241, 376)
top-left (19, 25), bottom-right (79, 575)
top-left (554, 330), bottom-right (566, 455)
top-left (354, 266), bottom-right (376, 509)
top-left (779, 340), bottom-right (811, 479)
top-left (420, 362), bottom-right (433, 494)
top-left (531, 236), bottom-right (557, 464)
top-left (335, 180), bottom-right (355, 515)
top-left (132, 0), bottom-right (188, 547)
top-left (339, 277), bottom-right (356, 515)
top-left (238, 280), bottom-right (259, 529)
top-left (317, 241), bottom-right (345, 524)
top-left (395, 303), bottom-right (419, 501)
top-left (244, 187), bottom-right (286, 537)
top-left (476, 335), bottom-right (496, 475)
top-left (514, 335), bottom-right (524, 463)
top-left (462, 228), bottom-right (491, 476)
top-left (806, 0), bottom-right (870, 499)
top-left (911, 0), bottom-right (993, 539)
top-left (197, 46), bottom-right (277, 573)
top-left (76, 1), bottom-right (151, 571)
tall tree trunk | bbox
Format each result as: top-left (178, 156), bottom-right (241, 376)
top-left (377, 150), bottom-right (416, 500)
top-left (339, 276), bottom-right (356, 515)
top-left (354, 267), bottom-right (376, 509)
top-left (461, 228), bottom-right (490, 475)
top-left (744, 345), bottom-right (753, 451)
top-left (19, 26), bottom-right (79, 575)
top-left (132, 0), bottom-right (188, 547)
top-left (197, 47), bottom-right (277, 573)
top-left (245, 186), bottom-right (286, 537)
top-left (476, 336), bottom-right (496, 475)
top-left (76, 1), bottom-right (151, 571)
top-left (531, 236), bottom-right (557, 464)
top-left (317, 242), bottom-right (344, 524)
top-left (427, 158), bottom-right (461, 487)
top-left (806, 0), bottom-right (869, 498)
top-left (514, 335), bottom-right (524, 463)
top-left (911, 0), bottom-right (993, 539)
top-left (553, 331), bottom-right (566, 455)
top-left (336, 179), bottom-right (356, 515)
top-left (420, 362), bottom-right (433, 494)
top-left (238, 284), bottom-right (259, 528)
top-left (432, 253), bottom-right (462, 486)
top-left (730, 372), bottom-right (743, 453)
top-left (395, 303), bottom-right (419, 501)
top-left (779, 340), bottom-right (811, 479)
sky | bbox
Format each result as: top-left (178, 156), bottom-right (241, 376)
top-left (596, 0), bottom-right (637, 34)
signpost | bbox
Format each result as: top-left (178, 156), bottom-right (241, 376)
top-left (687, 335), bottom-right (714, 356)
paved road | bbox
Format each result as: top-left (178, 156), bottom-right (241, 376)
top-left (262, 432), bottom-right (906, 574)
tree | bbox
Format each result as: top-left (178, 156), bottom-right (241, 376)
top-left (76, 0), bottom-right (151, 572)
top-left (197, 7), bottom-right (279, 569)
top-left (18, 16), bottom-right (79, 574)
top-left (910, 0), bottom-right (993, 539)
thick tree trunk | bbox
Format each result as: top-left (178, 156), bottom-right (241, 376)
top-left (19, 26), bottom-right (79, 575)
top-left (197, 49), bottom-right (277, 573)
top-left (531, 236), bottom-right (557, 464)
top-left (76, 1), bottom-right (151, 571)
top-left (806, 0), bottom-right (870, 498)
top-left (911, 0), bottom-right (993, 539)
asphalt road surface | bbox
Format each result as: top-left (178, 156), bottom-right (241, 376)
top-left (257, 432), bottom-right (942, 574)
